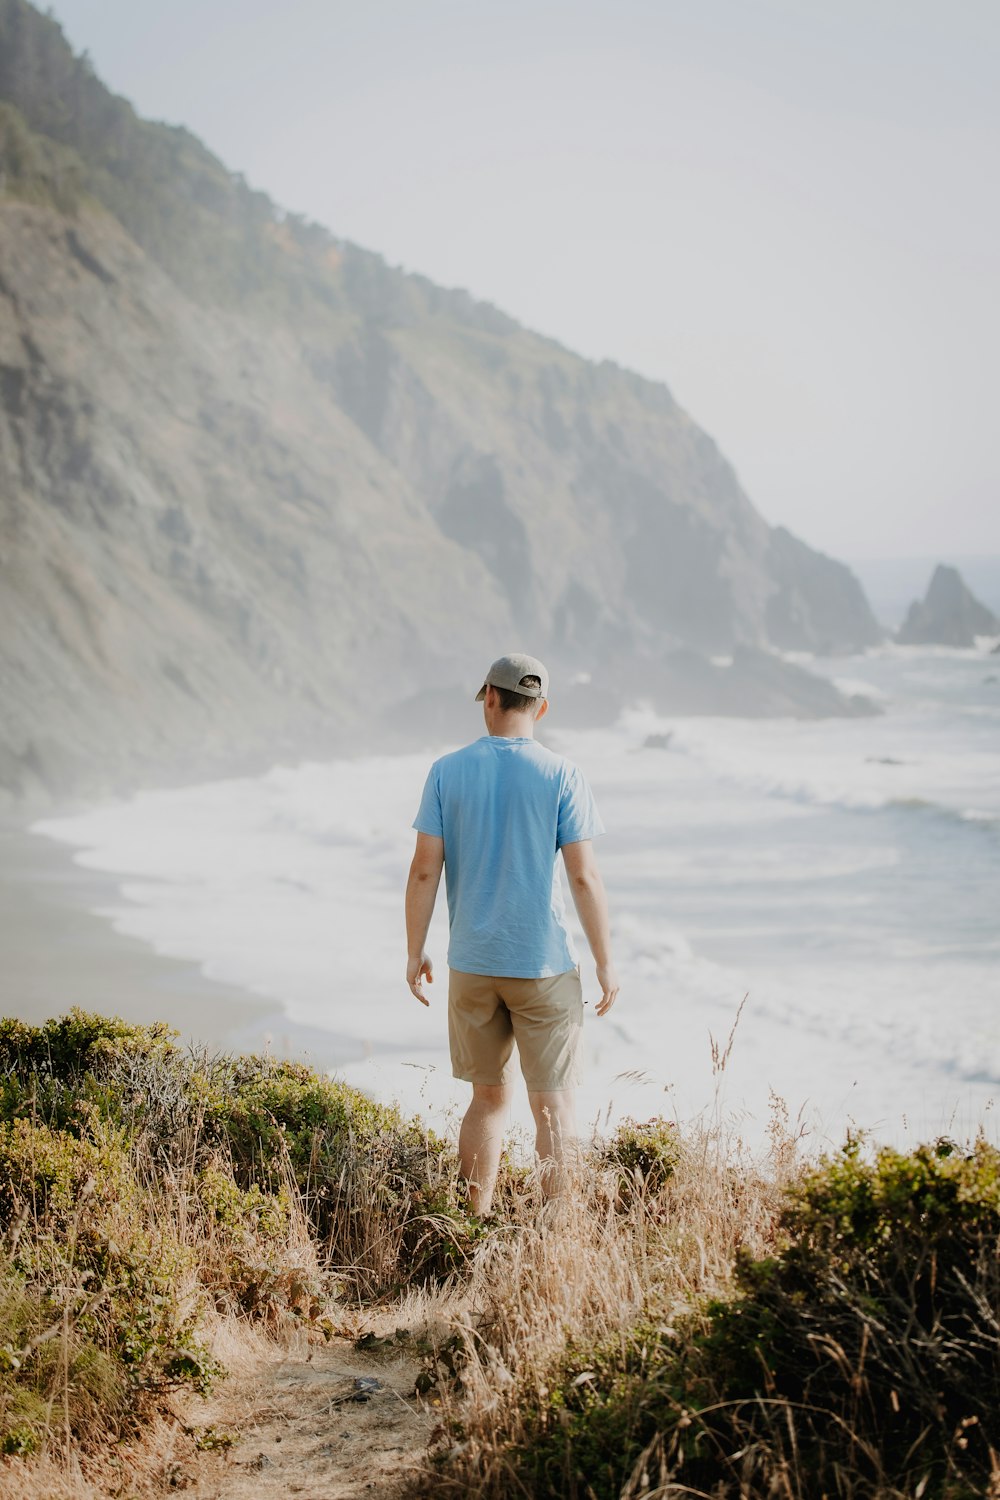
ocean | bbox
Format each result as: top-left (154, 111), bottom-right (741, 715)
top-left (35, 643), bottom-right (1000, 1153)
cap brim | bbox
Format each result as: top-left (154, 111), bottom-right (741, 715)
top-left (474, 686), bottom-right (487, 702)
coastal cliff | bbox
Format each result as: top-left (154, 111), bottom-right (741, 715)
top-left (0, 0), bottom-right (882, 807)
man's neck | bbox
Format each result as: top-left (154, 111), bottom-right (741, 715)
top-left (485, 714), bottom-right (535, 739)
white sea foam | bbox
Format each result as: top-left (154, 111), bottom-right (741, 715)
top-left (34, 648), bottom-right (1000, 1147)
top-left (653, 691), bottom-right (1000, 822)
top-left (833, 677), bottom-right (886, 701)
top-left (872, 640), bottom-right (1000, 662)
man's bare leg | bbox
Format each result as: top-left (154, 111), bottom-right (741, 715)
top-left (528, 1088), bottom-right (579, 1198)
top-left (459, 1082), bottom-right (513, 1215)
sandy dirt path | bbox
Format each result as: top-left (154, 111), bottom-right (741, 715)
top-left (172, 1333), bottom-right (435, 1500)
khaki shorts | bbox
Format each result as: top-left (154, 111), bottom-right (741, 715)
top-left (448, 967), bottom-right (584, 1092)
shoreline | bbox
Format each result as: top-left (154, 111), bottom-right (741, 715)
top-left (0, 821), bottom-right (362, 1071)
top-left (3, 640), bottom-right (998, 1153)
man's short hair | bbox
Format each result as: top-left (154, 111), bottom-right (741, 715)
top-left (493, 675), bottom-right (544, 715)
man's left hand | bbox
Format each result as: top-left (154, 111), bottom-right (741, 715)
top-left (407, 952), bottom-right (434, 1006)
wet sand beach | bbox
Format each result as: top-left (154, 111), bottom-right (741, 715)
top-left (0, 821), bottom-right (359, 1069)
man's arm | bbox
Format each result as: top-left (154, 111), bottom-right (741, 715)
top-left (561, 839), bottom-right (619, 1016)
top-left (405, 832), bottom-right (445, 1005)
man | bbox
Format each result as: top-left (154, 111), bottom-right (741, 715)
top-left (405, 652), bottom-right (619, 1215)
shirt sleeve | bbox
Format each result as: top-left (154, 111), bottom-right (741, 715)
top-left (556, 764), bottom-right (605, 848)
top-left (412, 764), bottom-right (444, 838)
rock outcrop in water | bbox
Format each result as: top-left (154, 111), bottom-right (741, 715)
top-left (897, 565), bottom-right (999, 648)
top-left (0, 1), bottom-right (883, 808)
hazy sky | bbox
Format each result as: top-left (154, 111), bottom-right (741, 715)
top-left (51, 0), bottom-right (999, 561)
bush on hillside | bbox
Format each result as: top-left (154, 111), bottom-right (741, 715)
top-left (0, 1112), bottom-right (218, 1456)
top-left (597, 1115), bottom-right (680, 1204)
top-left (0, 1010), bottom-right (469, 1457)
top-left (0, 1011), bottom-right (471, 1287)
top-left (457, 1136), bottom-right (1000, 1500)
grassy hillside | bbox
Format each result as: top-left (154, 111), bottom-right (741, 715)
top-left (0, 1013), bottom-right (996, 1497)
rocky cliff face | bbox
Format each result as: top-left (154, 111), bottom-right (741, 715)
top-left (0, 0), bottom-right (882, 809)
top-left (897, 565), bottom-right (999, 648)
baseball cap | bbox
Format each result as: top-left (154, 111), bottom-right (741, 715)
top-left (475, 653), bottom-right (550, 702)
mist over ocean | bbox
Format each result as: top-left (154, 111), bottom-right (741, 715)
top-left (36, 642), bottom-right (1000, 1151)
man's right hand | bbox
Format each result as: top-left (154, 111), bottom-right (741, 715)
top-left (595, 964), bottom-right (620, 1017)
top-left (561, 841), bottom-right (619, 1017)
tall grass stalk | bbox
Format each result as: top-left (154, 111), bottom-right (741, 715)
top-left (414, 1106), bottom-right (788, 1497)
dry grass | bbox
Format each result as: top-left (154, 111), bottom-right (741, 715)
top-left (0, 1136), bottom-right (325, 1495)
top-left (3, 1014), bottom-right (997, 1500)
top-left (404, 1003), bottom-right (794, 1497)
top-left (409, 1103), bottom-right (792, 1498)
top-left (0, 1012), bottom-right (466, 1493)
top-left (405, 1103), bottom-right (1000, 1499)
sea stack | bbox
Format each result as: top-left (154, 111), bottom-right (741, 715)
top-left (897, 565), bottom-right (999, 648)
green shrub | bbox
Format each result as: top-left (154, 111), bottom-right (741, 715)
top-left (479, 1137), bottom-right (1000, 1500)
top-left (0, 1279), bottom-right (53, 1455)
top-left (1, 1011), bottom-right (465, 1293)
top-left (199, 1053), bottom-right (428, 1187)
top-left (598, 1115), bottom-right (680, 1202)
top-left (197, 1165), bottom-right (292, 1240)
top-left (0, 1012), bottom-right (176, 1079)
top-left (0, 100), bottom-right (86, 214)
top-left (0, 1388), bottom-right (49, 1455)
top-left (0, 1110), bottom-right (219, 1453)
top-left (191, 1053), bottom-right (461, 1292)
top-left (0, 1011), bottom-right (184, 1145)
top-left (487, 1324), bottom-right (688, 1500)
top-left (0, 1010), bottom-right (478, 1469)
top-left (0, 1115), bottom-right (111, 1226)
top-left (687, 1136), bottom-right (1000, 1495)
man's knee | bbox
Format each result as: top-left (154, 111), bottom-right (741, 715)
top-left (471, 1081), bottom-right (513, 1111)
top-left (528, 1088), bottom-right (577, 1130)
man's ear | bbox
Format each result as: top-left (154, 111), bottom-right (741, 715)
top-left (536, 698), bottom-right (549, 721)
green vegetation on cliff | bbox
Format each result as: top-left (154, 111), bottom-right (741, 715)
top-left (469, 1137), bottom-right (1000, 1499)
top-left (0, 0), bottom-right (285, 304)
top-left (0, 1010), bottom-right (465, 1459)
top-left (1, 1012), bottom-right (997, 1497)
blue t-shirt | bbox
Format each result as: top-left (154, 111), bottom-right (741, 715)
top-left (413, 736), bottom-right (605, 979)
